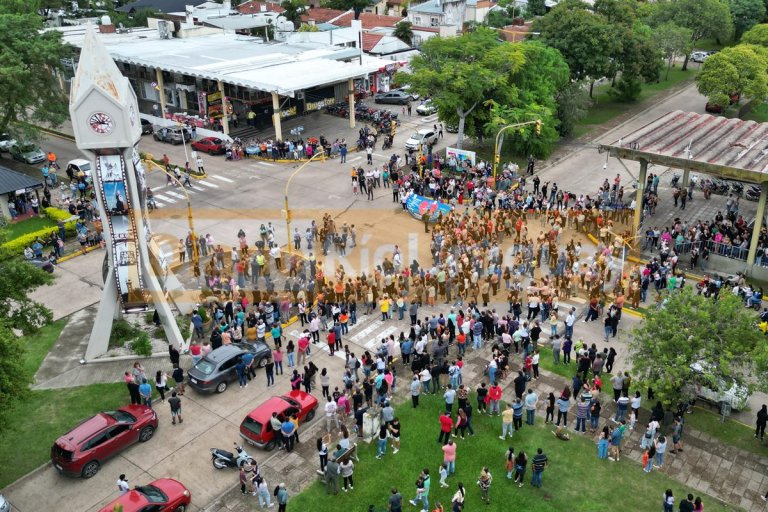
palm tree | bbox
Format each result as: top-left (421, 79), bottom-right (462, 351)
top-left (393, 20), bottom-right (414, 46)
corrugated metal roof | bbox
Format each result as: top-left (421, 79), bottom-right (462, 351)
top-left (0, 165), bottom-right (44, 196)
top-left (599, 110), bottom-right (768, 183)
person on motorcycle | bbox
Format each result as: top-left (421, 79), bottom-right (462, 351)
top-left (146, 188), bottom-right (157, 210)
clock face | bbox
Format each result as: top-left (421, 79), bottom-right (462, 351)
top-left (89, 112), bottom-right (114, 134)
top-left (129, 105), bottom-right (136, 127)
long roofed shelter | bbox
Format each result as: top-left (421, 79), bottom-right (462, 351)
top-left (598, 110), bottom-right (768, 267)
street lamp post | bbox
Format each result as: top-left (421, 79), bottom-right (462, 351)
top-left (492, 119), bottom-right (541, 181)
top-left (417, 143), bottom-right (423, 178)
top-left (607, 228), bottom-right (641, 292)
top-left (143, 158), bottom-right (199, 276)
top-left (284, 151), bottom-right (327, 255)
top-left (177, 122), bottom-right (190, 164)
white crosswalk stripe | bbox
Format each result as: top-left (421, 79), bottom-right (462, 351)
top-left (198, 180), bottom-right (220, 188)
top-left (151, 185), bottom-right (167, 192)
top-left (153, 193), bottom-right (176, 203)
top-left (211, 175), bottom-right (234, 183)
top-left (165, 190), bottom-right (190, 199)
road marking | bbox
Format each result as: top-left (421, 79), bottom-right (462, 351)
top-left (260, 162), bottom-right (276, 167)
top-left (151, 185), bottom-right (167, 192)
top-left (153, 193), bottom-right (176, 203)
top-left (198, 180), bottom-right (219, 188)
top-left (165, 191), bottom-right (189, 199)
top-left (211, 175), bottom-right (234, 183)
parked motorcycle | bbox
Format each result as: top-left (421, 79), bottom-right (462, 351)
top-left (211, 443), bottom-right (256, 470)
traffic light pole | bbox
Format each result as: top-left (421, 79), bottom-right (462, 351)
top-left (492, 119), bottom-right (541, 181)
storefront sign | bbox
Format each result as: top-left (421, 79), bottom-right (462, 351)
top-left (207, 91), bottom-right (223, 118)
top-left (405, 193), bottom-right (452, 223)
top-left (280, 106), bottom-right (298, 119)
top-left (305, 97), bottom-right (336, 112)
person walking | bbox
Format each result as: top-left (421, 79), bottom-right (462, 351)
top-left (325, 396), bottom-right (339, 432)
top-left (756, 404), bottom-right (768, 440)
top-left (512, 451), bottom-right (527, 487)
top-left (377, 425), bottom-right (388, 459)
top-left (389, 488), bottom-right (403, 512)
top-left (389, 417), bottom-right (401, 453)
top-left (442, 439), bottom-right (456, 476)
top-left (409, 469), bottom-right (430, 512)
top-left (438, 411), bottom-right (453, 444)
top-left (530, 448), bottom-right (548, 488)
top-left (117, 474), bottom-right (130, 496)
top-left (450, 483), bottom-right (464, 512)
top-left (168, 390), bottom-right (183, 425)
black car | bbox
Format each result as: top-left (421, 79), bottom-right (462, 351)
top-left (187, 342), bottom-right (271, 393)
top-left (140, 118), bottom-right (154, 135)
top-left (374, 90), bottom-right (413, 105)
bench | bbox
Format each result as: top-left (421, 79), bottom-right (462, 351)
top-left (315, 443), bottom-right (358, 478)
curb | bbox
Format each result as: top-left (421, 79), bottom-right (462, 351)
top-left (56, 244), bottom-right (102, 264)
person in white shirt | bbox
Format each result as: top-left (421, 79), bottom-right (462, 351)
top-left (324, 397), bottom-right (339, 432)
top-left (564, 307), bottom-right (577, 339)
top-left (117, 474), bottom-right (130, 495)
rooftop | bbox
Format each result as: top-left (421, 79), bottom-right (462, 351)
top-left (56, 26), bottom-right (392, 96)
top-left (116, 0), bottom-right (204, 13)
top-left (332, 12), bottom-right (405, 29)
top-left (408, 0), bottom-right (444, 14)
top-left (300, 7), bottom-right (347, 24)
top-left (599, 110), bottom-right (768, 183)
top-left (235, 0), bottom-right (285, 14)
top-left (0, 165), bottom-right (44, 196)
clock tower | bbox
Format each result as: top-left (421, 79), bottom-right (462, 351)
top-left (69, 25), bottom-right (183, 360)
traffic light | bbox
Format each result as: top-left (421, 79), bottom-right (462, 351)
top-left (494, 154), bottom-right (500, 165)
top-left (535, 120), bottom-right (542, 135)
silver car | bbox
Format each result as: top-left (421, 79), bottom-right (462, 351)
top-left (10, 143), bottom-right (46, 165)
top-left (0, 494), bottom-right (11, 512)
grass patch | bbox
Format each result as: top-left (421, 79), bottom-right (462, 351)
top-left (2, 216), bottom-right (56, 241)
top-left (0, 382), bottom-right (127, 488)
top-left (109, 318), bottom-right (143, 349)
top-left (741, 102), bottom-right (768, 123)
top-left (572, 68), bottom-right (699, 138)
top-left (291, 394), bottom-right (730, 512)
top-left (684, 406), bottom-right (762, 454)
top-left (21, 319), bottom-right (67, 378)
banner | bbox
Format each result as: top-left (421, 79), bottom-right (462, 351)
top-left (207, 90), bottom-right (223, 119)
top-left (96, 154), bottom-right (148, 312)
top-left (446, 146), bottom-right (476, 166)
top-left (405, 193), bottom-right (452, 223)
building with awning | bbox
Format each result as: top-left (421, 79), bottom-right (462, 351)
top-left (0, 164), bottom-right (44, 221)
top-left (51, 18), bottom-right (398, 140)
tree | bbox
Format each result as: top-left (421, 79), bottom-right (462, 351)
top-left (554, 82), bottom-right (590, 136)
top-left (742, 23), bottom-right (768, 45)
top-left (398, 27), bottom-right (525, 149)
top-left (629, 288), bottom-right (764, 407)
top-left (280, 0), bottom-right (306, 29)
top-left (393, 21), bottom-right (414, 46)
top-left (654, 22), bottom-right (693, 80)
top-left (696, 44), bottom-right (768, 107)
top-left (527, 0), bottom-right (546, 16)
top-left (592, 0), bottom-right (637, 25)
top-left (0, 325), bottom-right (30, 423)
top-left (650, 0), bottom-right (733, 70)
top-left (485, 42), bottom-right (570, 157)
top-left (531, 0), bottom-right (617, 96)
top-left (729, 0), bottom-right (766, 40)
top-left (607, 24), bottom-right (662, 101)
top-left (0, 0), bottom-right (71, 141)
top-left (322, 0), bottom-right (370, 19)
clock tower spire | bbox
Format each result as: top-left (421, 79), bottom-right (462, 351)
top-left (70, 25), bottom-right (183, 360)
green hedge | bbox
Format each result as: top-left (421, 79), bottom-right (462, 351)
top-left (2, 207), bottom-right (78, 254)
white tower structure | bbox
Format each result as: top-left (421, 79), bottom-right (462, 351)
top-left (70, 26), bottom-right (183, 360)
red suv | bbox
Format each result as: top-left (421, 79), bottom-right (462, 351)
top-left (98, 478), bottom-right (191, 512)
top-left (51, 405), bottom-right (158, 478)
top-left (240, 390), bottom-right (318, 451)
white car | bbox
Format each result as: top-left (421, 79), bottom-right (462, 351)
top-left (690, 51), bottom-right (709, 63)
top-left (416, 100), bottom-right (437, 116)
top-left (405, 129), bottom-right (438, 151)
top-left (690, 362), bottom-right (749, 411)
top-left (67, 158), bottom-right (92, 179)
top-left (0, 133), bottom-right (16, 152)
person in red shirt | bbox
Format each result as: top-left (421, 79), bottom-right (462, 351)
top-left (488, 383), bottom-right (502, 415)
top-left (524, 354), bottom-right (533, 380)
top-left (438, 412), bottom-right (453, 444)
top-left (327, 331), bottom-right (336, 356)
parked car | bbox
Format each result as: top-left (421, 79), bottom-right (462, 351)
top-left (67, 158), bottom-right (92, 179)
top-left (140, 118), bottom-right (154, 135)
top-left (395, 84), bottom-right (420, 101)
top-left (690, 51), bottom-right (709, 63)
top-left (10, 143), bottom-right (46, 164)
top-left (187, 342), bottom-right (271, 393)
top-left (191, 137), bottom-right (226, 155)
top-left (444, 123), bottom-right (458, 133)
top-left (240, 390), bottom-right (319, 450)
top-left (416, 100), bottom-right (437, 116)
top-left (0, 494), bottom-right (11, 512)
top-left (153, 126), bottom-right (191, 145)
top-left (690, 362), bottom-right (750, 411)
top-left (97, 478), bottom-right (191, 512)
top-left (405, 129), bottom-right (438, 151)
top-left (51, 405), bottom-right (158, 478)
top-left (374, 90), bottom-right (413, 105)
top-left (0, 133), bottom-right (16, 152)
